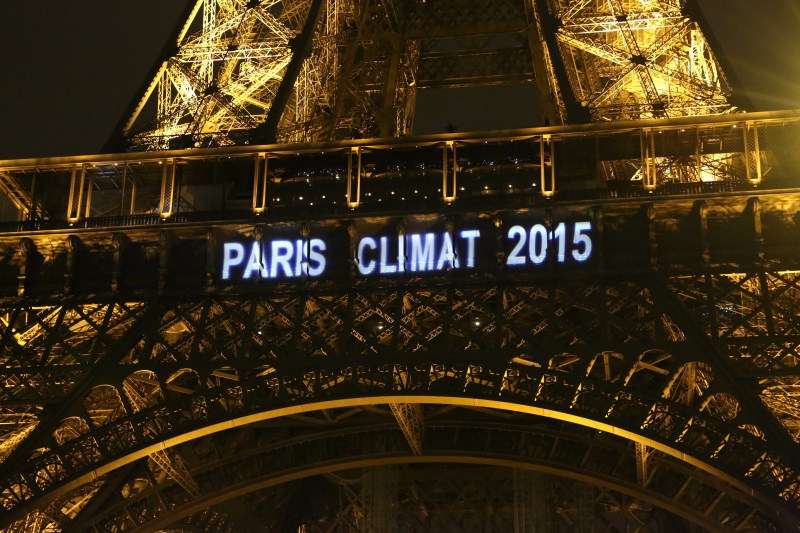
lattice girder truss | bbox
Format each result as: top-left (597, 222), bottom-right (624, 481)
top-left (124, 0), bottom-right (426, 150)
top-left (124, 0), bottom-right (552, 149)
top-left (1, 410), bottom-right (788, 532)
top-left (530, 0), bottom-right (739, 185)
top-left (1, 272), bottom-right (800, 529)
top-left (121, 0), bottom-right (736, 151)
top-left (126, 0), bottom-right (313, 148)
top-left (2, 191), bottom-right (800, 529)
top-left (540, 0), bottom-right (733, 121)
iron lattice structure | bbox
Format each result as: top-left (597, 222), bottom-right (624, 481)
top-left (120, 0), bottom-right (733, 150)
top-left (0, 131), bottom-right (800, 529)
top-left (1, 0), bottom-right (800, 531)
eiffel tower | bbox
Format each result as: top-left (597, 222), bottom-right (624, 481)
top-left (1, 0), bottom-right (800, 531)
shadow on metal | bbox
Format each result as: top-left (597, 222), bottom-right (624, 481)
top-left (2, 358), bottom-right (798, 529)
top-left (74, 421), bottom-right (786, 532)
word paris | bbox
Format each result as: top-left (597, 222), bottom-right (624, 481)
top-left (221, 220), bottom-right (593, 281)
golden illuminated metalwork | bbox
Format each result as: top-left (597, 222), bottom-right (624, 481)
top-left (0, 177), bottom-right (799, 529)
top-left (124, 0), bottom-right (420, 149)
top-left (535, 0), bottom-right (744, 185)
top-left (124, 0), bottom-right (732, 145)
top-left (121, 0), bottom-right (745, 190)
top-left (1, 0), bottom-right (800, 530)
top-left (541, 0), bottom-right (732, 121)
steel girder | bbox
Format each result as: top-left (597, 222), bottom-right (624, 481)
top-left (119, 0), bottom-right (733, 150)
top-left (3, 112), bottom-right (793, 228)
top-left (49, 416), bottom-right (786, 531)
top-left (123, 0), bottom-right (422, 149)
top-left (540, 0), bottom-right (733, 122)
top-left (2, 191), bottom-right (800, 529)
top-left (121, 0), bottom-right (539, 148)
top-left (1, 274), bottom-right (800, 529)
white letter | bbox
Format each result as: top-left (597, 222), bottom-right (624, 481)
top-left (379, 236), bottom-right (398, 273)
top-left (529, 224), bottom-right (547, 265)
top-left (397, 235), bottom-right (406, 272)
top-left (222, 242), bottom-right (245, 280)
top-left (552, 222), bottom-right (566, 263)
top-left (506, 225), bottom-right (526, 266)
top-left (295, 239), bottom-right (304, 276)
top-left (459, 230), bottom-right (480, 268)
top-left (572, 221), bottom-right (593, 262)
top-left (437, 232), bottom-right (457, 270)
top-left (308, 239), bottom-right (326, 277)
top-left (358, 237), bottom-right (377, 275)
top-left (270, 240), bottom-right (294, 278)
top-left (243, 241), bottom-right (268, 279)
top-left (410, 233), bottom-right (434, 271)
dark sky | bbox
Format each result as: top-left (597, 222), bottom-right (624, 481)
top-left (0, 0), bottom-right (797, 160)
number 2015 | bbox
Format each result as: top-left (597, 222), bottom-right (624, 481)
top-left (506, 221), bottom-right (592, 266)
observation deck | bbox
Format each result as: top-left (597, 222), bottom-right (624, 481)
top-left (0, 110), bottom-right (798, 298)
top-left (1, 111), bottom-right (800, 531)
top-left (0, 110), bottom-right (797, 233)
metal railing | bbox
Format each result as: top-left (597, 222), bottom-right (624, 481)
top-left (0, 110), bottom-right (798, 233)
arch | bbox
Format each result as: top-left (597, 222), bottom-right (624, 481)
top-left (71, 420), bottom-right (785, 532)
top-left (701, 392), bottom-right (741, 422)
top-left (52, 417), bottom-right (90, 446)
top-left (123, 370), bottom-right (164, 409)
top-left (82, 384), bottom-right (127, 428)
top-left (1, 357), bottom-right (797, 528)
top-left (165, 368), bottom-right (202, 398)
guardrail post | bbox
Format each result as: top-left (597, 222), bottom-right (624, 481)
top-left (159, 158), bottom-right (177, 219)
top-left (347, 147), bottom-right (362, 208)
top-left (743, 123), bottom-right (762, 185)
top-left (252, 153), bottom-right (269, 214)
top-left (443, 141), bottom-right (457, 203)
top-left (128, 172), bottom-right (137, 215)
top-left (66, 164), bottom-right (88, 223)
top-left (695, 127), bottom-right (703, 181)
top-left (83, 169), bottom-right (94, 220)
top-left (539, 135), bottom-right (555, 197)
top-left (640, 129), bottom-right (657, 190)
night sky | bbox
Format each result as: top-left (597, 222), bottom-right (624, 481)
top-left (0, 0), bottom-right (797, 160)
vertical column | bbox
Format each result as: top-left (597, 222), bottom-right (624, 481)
top-left (64, 235), bottom-right (81, 294)
top-left (129, 171), bottom-right (137, 215)
top-left (442, 141), bottom-right (457, 203)
top-left (159, 158), bottom-right (177, 219)
top-left (635, 442), bottom-right (652, 487)
top-left (158, 231), bottom-right (171, 291)
top-left (514, 470), bottom-right (552, 532)
top-left (252, 152), bottom-right (269, 214)
top-left (695, 200), bottom-right (710, 265)
top-left (539, 135), bottom-right (555, 197)
top-left (743, 123), bottom-right (762, 185)
top-left (112, 233), bottom-right (128, 293)
top-left (645, 203), bottom-right (657, 269)
top-left (363, 466), bottom-right (398, 533)
top-left (574, 482), bottom-right (595, 533)
top-left (17, 238), bottom-right (36, 296)
top-left (640, 129), bottom-right (657, 190)
top-left (66, 164), bottom-right (88, 223)
top-left (695, 127), bottom-right (703, 181)
top-left (84, 170), bottom-right (94, 219)
top-left (347, 147), bottom-right (362, 208)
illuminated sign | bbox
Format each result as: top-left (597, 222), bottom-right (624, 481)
top-left (221, 239), bottom-right (327, 280)
top-left (506, 221), bottom-right (592, 265)
top-left (356, 230), bottom-right (481, 275)
top-left (220, 217), bottom-right (594, 282)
